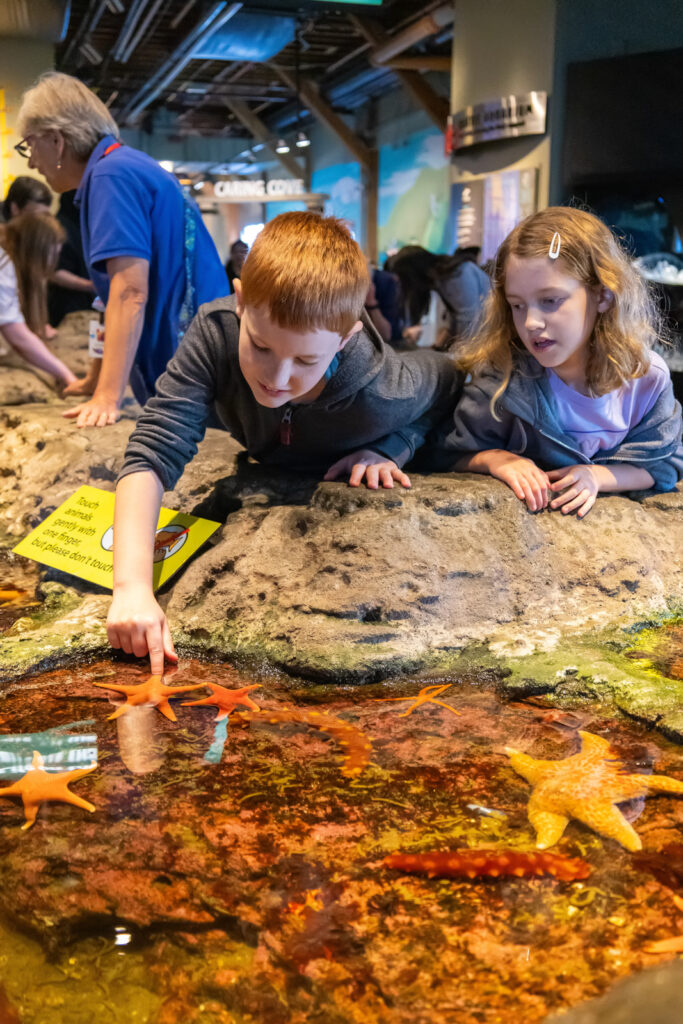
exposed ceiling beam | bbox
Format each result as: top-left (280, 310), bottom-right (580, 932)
top-left (272, 64), bottom-right (374, 170)
top-left (383, 56), bottom-right (452, 73)
top-left (119, 1), bottom-right (243, 124)
top-left (223, 97), bottom-right (306, 181)
top-left (350, 15), bottom-right (449, 132)
top-left (366, 4), bottom-right (453, 65)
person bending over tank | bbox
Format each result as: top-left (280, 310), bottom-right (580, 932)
top-left (108, 212), bottom-right (461, 674)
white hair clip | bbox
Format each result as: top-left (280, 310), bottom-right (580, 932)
top-left (548, 232), bottom-right (561, 259)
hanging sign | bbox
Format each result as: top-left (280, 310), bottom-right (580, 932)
top-left (446, 92), bottom-right (547, 153)
top-left (214, 178), bottom-right (305, 199)
top-left (13, 485), bottom-right (220, 591)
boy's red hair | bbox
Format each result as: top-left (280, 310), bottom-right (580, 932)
top-left (240, 212), bottom-right (369, 337)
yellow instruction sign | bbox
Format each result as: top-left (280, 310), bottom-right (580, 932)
top-left (13, 485), bottom-right (221, 591)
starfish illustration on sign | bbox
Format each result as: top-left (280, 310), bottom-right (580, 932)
top-left (93, 675), bottom-right (204, 722)
top-left (182, 683), bottom-right (261, 721)
top-left (0, 750), bottom-right (97, 830)
top-left (372, 683), bottom-right (462, 717)
top-left (506, 730), bottom-right (683, 852)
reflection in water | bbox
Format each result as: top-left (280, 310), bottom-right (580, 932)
top-left (204, 716), bottom-right (229, 764)
top-left (0, 721), bottom-right (97, 777)
top-left (115, 705), bottom-right (168, 774)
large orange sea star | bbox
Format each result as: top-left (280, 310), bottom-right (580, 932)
top-left (506, 730), bottom-right (683, 852)
top-left (93, 675), bottom-right (204, 722)
top-left (0, 750), bottom-right (97, 829)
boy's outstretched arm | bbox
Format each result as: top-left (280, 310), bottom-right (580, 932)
top-left (107, 470), bottom-right (177, 675)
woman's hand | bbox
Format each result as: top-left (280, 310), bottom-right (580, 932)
top-left (486, 451), bottom-right (550, 511)
top-left (548, 465), bottom-right (600, 518)
top-left (63, 393), bottom-right (121, 427)
top-left (107, 582), bottom-right (177, 677)
top-left (324, 450), bottom-right (411, 489)
top-left (63, 374), bottom-right (99, 397)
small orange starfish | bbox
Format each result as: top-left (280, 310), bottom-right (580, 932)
top-left (372, 683), bottom-right (462, 717)
top-left (93, 674), bottom-right (204, 722)
top-left (0, 750), bottom-right (97, 830)
top-left (181, 682), bottom-right (261, 721)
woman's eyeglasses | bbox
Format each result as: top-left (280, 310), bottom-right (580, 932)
top-left (14, 139), bottom-right (32, 159)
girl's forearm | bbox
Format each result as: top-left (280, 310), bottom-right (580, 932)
top-left (0, 321), bottom-right (76, 384)
top-left (51, 268), bottom-right (96, 293)
top-left (592, 463), bottom-right (655, 492)
top-left (113, 470), bottom-right (163, 592)
top-left (454, 449), bottom-right (513, 474)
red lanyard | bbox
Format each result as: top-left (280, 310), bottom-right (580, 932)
top-left (102, 142), bottom-right (122, 157)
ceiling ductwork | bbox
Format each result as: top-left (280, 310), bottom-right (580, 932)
top-left (193, 11), bottom-right (295, 63)
top-left (0, 0), bottom-right (70, 42)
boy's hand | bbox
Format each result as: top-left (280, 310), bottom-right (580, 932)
top-left (548, 464), bottom-right (600, 519)
top-left (107, 583), bottom-right (177, 676)
top-left (488, 452), bottom-right (550, 512)
top-left (324, 450), bottom-right (411, 490)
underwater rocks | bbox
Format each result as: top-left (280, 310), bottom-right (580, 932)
top-left (0, 381), bottom-right (682, 692)
top-left (544, 958), bottom-right (683, 1023)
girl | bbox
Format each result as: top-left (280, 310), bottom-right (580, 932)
top-left (0, 212), bottom-right (77, 388)
top-left (436, 207), bottom-right (683, 518)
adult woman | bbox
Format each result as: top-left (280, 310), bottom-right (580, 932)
top-left (1, 211), bottom-right (76, 387)
top-left (17, 72), bottom-right (228, 427)
top-left (387, 245), bottom-right (490, 350)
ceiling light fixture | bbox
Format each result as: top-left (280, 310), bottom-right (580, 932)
top-left (275, 139), bottom-right (290, 154)
top-left (296, 131), bottom-right (310, 148)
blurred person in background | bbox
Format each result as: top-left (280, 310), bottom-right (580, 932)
top-left (225, 239), bottom-right (248, 293)
top-left (0, 211), bottom-right (77, 387)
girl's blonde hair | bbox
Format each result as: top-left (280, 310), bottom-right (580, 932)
top-left (457, 206), bottom-right (659, 410)
top-left (3, 212), bottom-right (65, 337)
top-left (18, 72), bottom-right (119, 161)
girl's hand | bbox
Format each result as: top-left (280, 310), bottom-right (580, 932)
top-left (107, 583), bottom-right (177, 676)
top-left (324, 450), bottom-right (411, 489)
top-left (548, 465), bottom-right (599, 518)
top-left (488, 452), bottom-right (550, 511)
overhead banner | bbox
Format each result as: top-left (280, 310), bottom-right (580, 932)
top-left (13, 485), bottom-right (220, 591)
top-left (446, 92), bottom-right (547, 153)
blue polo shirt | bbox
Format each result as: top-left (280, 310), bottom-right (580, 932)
top-left (75, 135), bottom-right (228, 402)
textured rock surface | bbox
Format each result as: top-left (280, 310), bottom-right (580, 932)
top-left (543, 959), bottom-right (683, 1024)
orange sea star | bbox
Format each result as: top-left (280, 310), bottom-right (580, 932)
top-left (0, 750), bottom-right (97, 830)
top-left (372, 683), bottom-right (462, 717)
top-left (93, 675), bottom-right (204, 722)
top-left (506, 730), bottom-right (683, 852)
top-left (182, 683), bottom-right (261, 721)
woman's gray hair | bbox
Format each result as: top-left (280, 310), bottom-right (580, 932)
top-left (18, 72), bottom-right (120, 160)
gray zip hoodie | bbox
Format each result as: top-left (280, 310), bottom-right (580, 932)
top-left (120, 295), bottom-right (462, 490)
top-left (433, 352), bottom-right (683, 492)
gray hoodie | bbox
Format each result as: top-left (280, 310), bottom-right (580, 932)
top-left (120, 295), bottom-right (462, 490)
top-left (433, 352), bottom-right (683, 492)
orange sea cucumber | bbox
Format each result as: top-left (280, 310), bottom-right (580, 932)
top-left (235, 707), bottom-right (372, 778)
top-left (383, 848), bottom-right (591, 882)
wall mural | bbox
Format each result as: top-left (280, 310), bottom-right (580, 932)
top-left (311, 161), bottom-right (363, 239)
top-left (378, 129), bottom-right (450, 261)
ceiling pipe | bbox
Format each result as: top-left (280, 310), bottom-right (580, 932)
top-left (119, 2), bottom-right (243, 124)
top-left (62, 0), bottom-right (109, 65)
top-left (118, 0), bottom-right (166, 63)
top-left (369, 3), bottom-right (453, 66)
top-left (111, 0), bottom-right (151, 62)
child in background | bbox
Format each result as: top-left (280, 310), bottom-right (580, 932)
top-left (108, 213), bottom-right (461, 673)
top-left (0, 212), bottom-right (77, 387)
top-left (435, 206), bottom-right (683, 516)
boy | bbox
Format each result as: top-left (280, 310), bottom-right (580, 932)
top-left (108, 213), bottom-right (460, 673)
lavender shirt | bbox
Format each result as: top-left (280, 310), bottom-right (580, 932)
top-left (546, 351), bottom-right (670, 458)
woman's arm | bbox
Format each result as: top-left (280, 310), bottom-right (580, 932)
top-left (63, 255), bottom-right (149, 427)
top-left (51, 268), bottom-right (96, 294)
top-left (0, 320), bottom-right (77, 386)
top-left (107, 469), bottom-right (177, 675)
